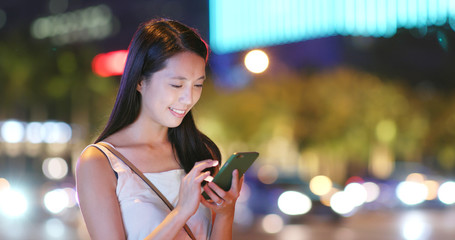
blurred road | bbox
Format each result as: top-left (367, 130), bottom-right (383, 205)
top-left (233, 208), bottom-right (455, 240)
top-left (2, 207), bottom-right (455, 239)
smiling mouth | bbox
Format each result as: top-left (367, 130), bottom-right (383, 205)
top-left (169, 107), bottom-right (185, 115)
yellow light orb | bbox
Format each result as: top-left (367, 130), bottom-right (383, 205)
top-left (424, 180), bottom-right (439, 200)
top-left (309, 175), bottom-right (333, 196)
top-left (406, 173), bottom-right (426, 183)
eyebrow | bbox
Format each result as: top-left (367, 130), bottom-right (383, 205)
top-left (170, 75), bottom-right (206, 81)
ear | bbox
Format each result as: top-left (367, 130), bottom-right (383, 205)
top-left (136, 79), bottom-right (144, 93)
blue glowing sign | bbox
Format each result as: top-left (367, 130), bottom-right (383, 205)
top-left (209, 0), bottom-right (455, 54)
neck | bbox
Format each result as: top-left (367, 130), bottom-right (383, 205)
top-left (123, 116), bottom-right (169, 145)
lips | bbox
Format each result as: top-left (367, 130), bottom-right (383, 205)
top-left (169, 107), bottom-right (186, 117)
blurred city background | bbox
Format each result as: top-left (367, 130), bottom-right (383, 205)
top-left (1, 0), bottom-right (455, 239)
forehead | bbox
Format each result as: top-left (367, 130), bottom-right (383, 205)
top-left (162, 51), bottom-right (206, 75)
top-left (144, 51), bottom-right (206, 83)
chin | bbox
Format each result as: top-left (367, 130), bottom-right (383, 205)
top-left (166, 120), bottom-right (184, 128)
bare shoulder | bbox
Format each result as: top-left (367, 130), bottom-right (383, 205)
top-left (76, 145), bottom-right (116, 186)
top-left (77, 145), bottom-right (108, 170)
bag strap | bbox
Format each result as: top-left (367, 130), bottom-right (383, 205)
top-left (96, 142), bottom-right (196, 240)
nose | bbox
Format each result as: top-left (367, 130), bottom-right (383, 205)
top-left (179, 86), bottom-right (193, 105)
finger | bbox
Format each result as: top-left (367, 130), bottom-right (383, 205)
top-left (229, 169), bottom-right (240, 193)
top-left (203, 185), bottom-right (223, 203)
top-left (200, 196), bottom-right (215, 209)
top-left (195, 171), bottom-right (211, 184)
top-left (186, 160), bottom-right (217, 179)
top-left (193, 160), bottom-right (219, 172)
top-left (239, 175), bottom-right (245, 190)
top-left (208, 181), bottom-right (227, 199)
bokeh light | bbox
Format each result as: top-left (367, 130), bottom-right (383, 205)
top-left (309, 175), bottom-right (333, 196)
top-left (261, 214), bottom-right (284, 234)
top-left (42, 121), bottom-right (72, 143)
top-left (244, 49), bottom-right (269, 73)
top-left (1, 120), bottom-right (25, 143)
top-left (44, 188), bottom-right (70, 214)
top-left (345, 176), bottom-right (364, 185)
top-left (26, 122), bottom-right (44, 143)
top-left (400, 211), bottom-right (431, 240)
top-left (423, 180), bottom-right (439, 201)
top-left (45, 218), bottom-right (66, 238)
top-left (396, 181), bottom-right (428, 205)
top-left (406, 173), bottom-right (426, 183)
top-left (42, 157), bottom-right (69, 180)
top-left (438, 181), bottom-right (455, 205)
top-left (320, 188), bottom-right (340, 207)
top-left (92, 50), bottom-right (128, 77)
top-left (362, 182), bottom-right (380, 203)
top-left (0, 188), bottom-right (28, 218)
top-left (257, 165), bottom-right (279, 184)
top-left (30, 4), bottom-right (114, 45)
top-left (0, 178), bottom-right (10, 192)
top-left (330, 191), bottom-right (356, 215)
top-left (63, 188), bottom-right (77, 208)
top-left (376, 119), bottom-right (397, 143)
top-left (278, 191), bottom-right (312, 215)
top-left (344, 183), bottom-right (367, 207)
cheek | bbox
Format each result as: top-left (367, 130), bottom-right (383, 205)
top-left (193, 90), bottom-right (202, 104)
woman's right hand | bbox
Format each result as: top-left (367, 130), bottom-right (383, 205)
top-left (175, 160), bottom-right (219, 218)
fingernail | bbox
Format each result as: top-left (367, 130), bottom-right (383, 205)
top-left (204, 175), bottom-right (214, 182)
top-left (212, 161), bottom-right (219, 167)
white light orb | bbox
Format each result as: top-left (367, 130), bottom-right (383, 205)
top-left (26, 122), bottom-right (44, 143)
top-left (244, 49), bottom-right (269, 73)
top-left (396, 181), bottom-right (428, 206)
top-left (401, 212), bottom-right (431, 240)
top-left (44, 189), bottom-right (69, 214)
top-left (1, 120), bottom-right (25, 143)
top-left (42, 157), bottom-right (68, 180)
top-left (330, 191), bottom-right (356, 215)
top-left (0, 188), bottom-right (28, 217)
top-left (438, 181), bottom-right (455, 205)
top-left (277, 191), bottom-right (312, 215)
top-left (42, 121), bottom-right (72, 143)
top-left (344, 183), bottom-right (368, 206)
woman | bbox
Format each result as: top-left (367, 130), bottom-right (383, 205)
top-left (76, 19), bottom-right (243, 240)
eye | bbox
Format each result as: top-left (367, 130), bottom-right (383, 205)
top-left (194, 84), bottom-right (203, 88)
top-left (170, 84), bottom-right (182, 88)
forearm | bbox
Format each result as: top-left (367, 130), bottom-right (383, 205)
top-left (210, 213), bottom-right (235, 240)
top-left (144, 206), bottom-right (190, 240)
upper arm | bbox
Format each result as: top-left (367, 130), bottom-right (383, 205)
top-left (76, 146), bottom-right (126, 240)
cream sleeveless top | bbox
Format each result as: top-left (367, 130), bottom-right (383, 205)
top-left (87, 143), bottom-right (212, 240)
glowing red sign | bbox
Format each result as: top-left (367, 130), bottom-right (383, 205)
top-left (92, 50), bottom-right (128, 77)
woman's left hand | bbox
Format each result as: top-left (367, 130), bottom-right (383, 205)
top-left (201, 169), bottom-right (244, 215)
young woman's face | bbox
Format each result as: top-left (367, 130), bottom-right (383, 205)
top-left (137, 51), bottom-right (206, 128)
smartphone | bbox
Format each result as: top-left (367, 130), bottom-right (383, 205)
top-left (202, 151), bottom-right (259, 200)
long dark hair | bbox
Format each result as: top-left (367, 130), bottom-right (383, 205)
top-left (95, 19), bottom-right (221, 173)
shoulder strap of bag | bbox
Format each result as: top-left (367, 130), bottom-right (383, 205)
top-left (96, 142), bottom-right (196, 240)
